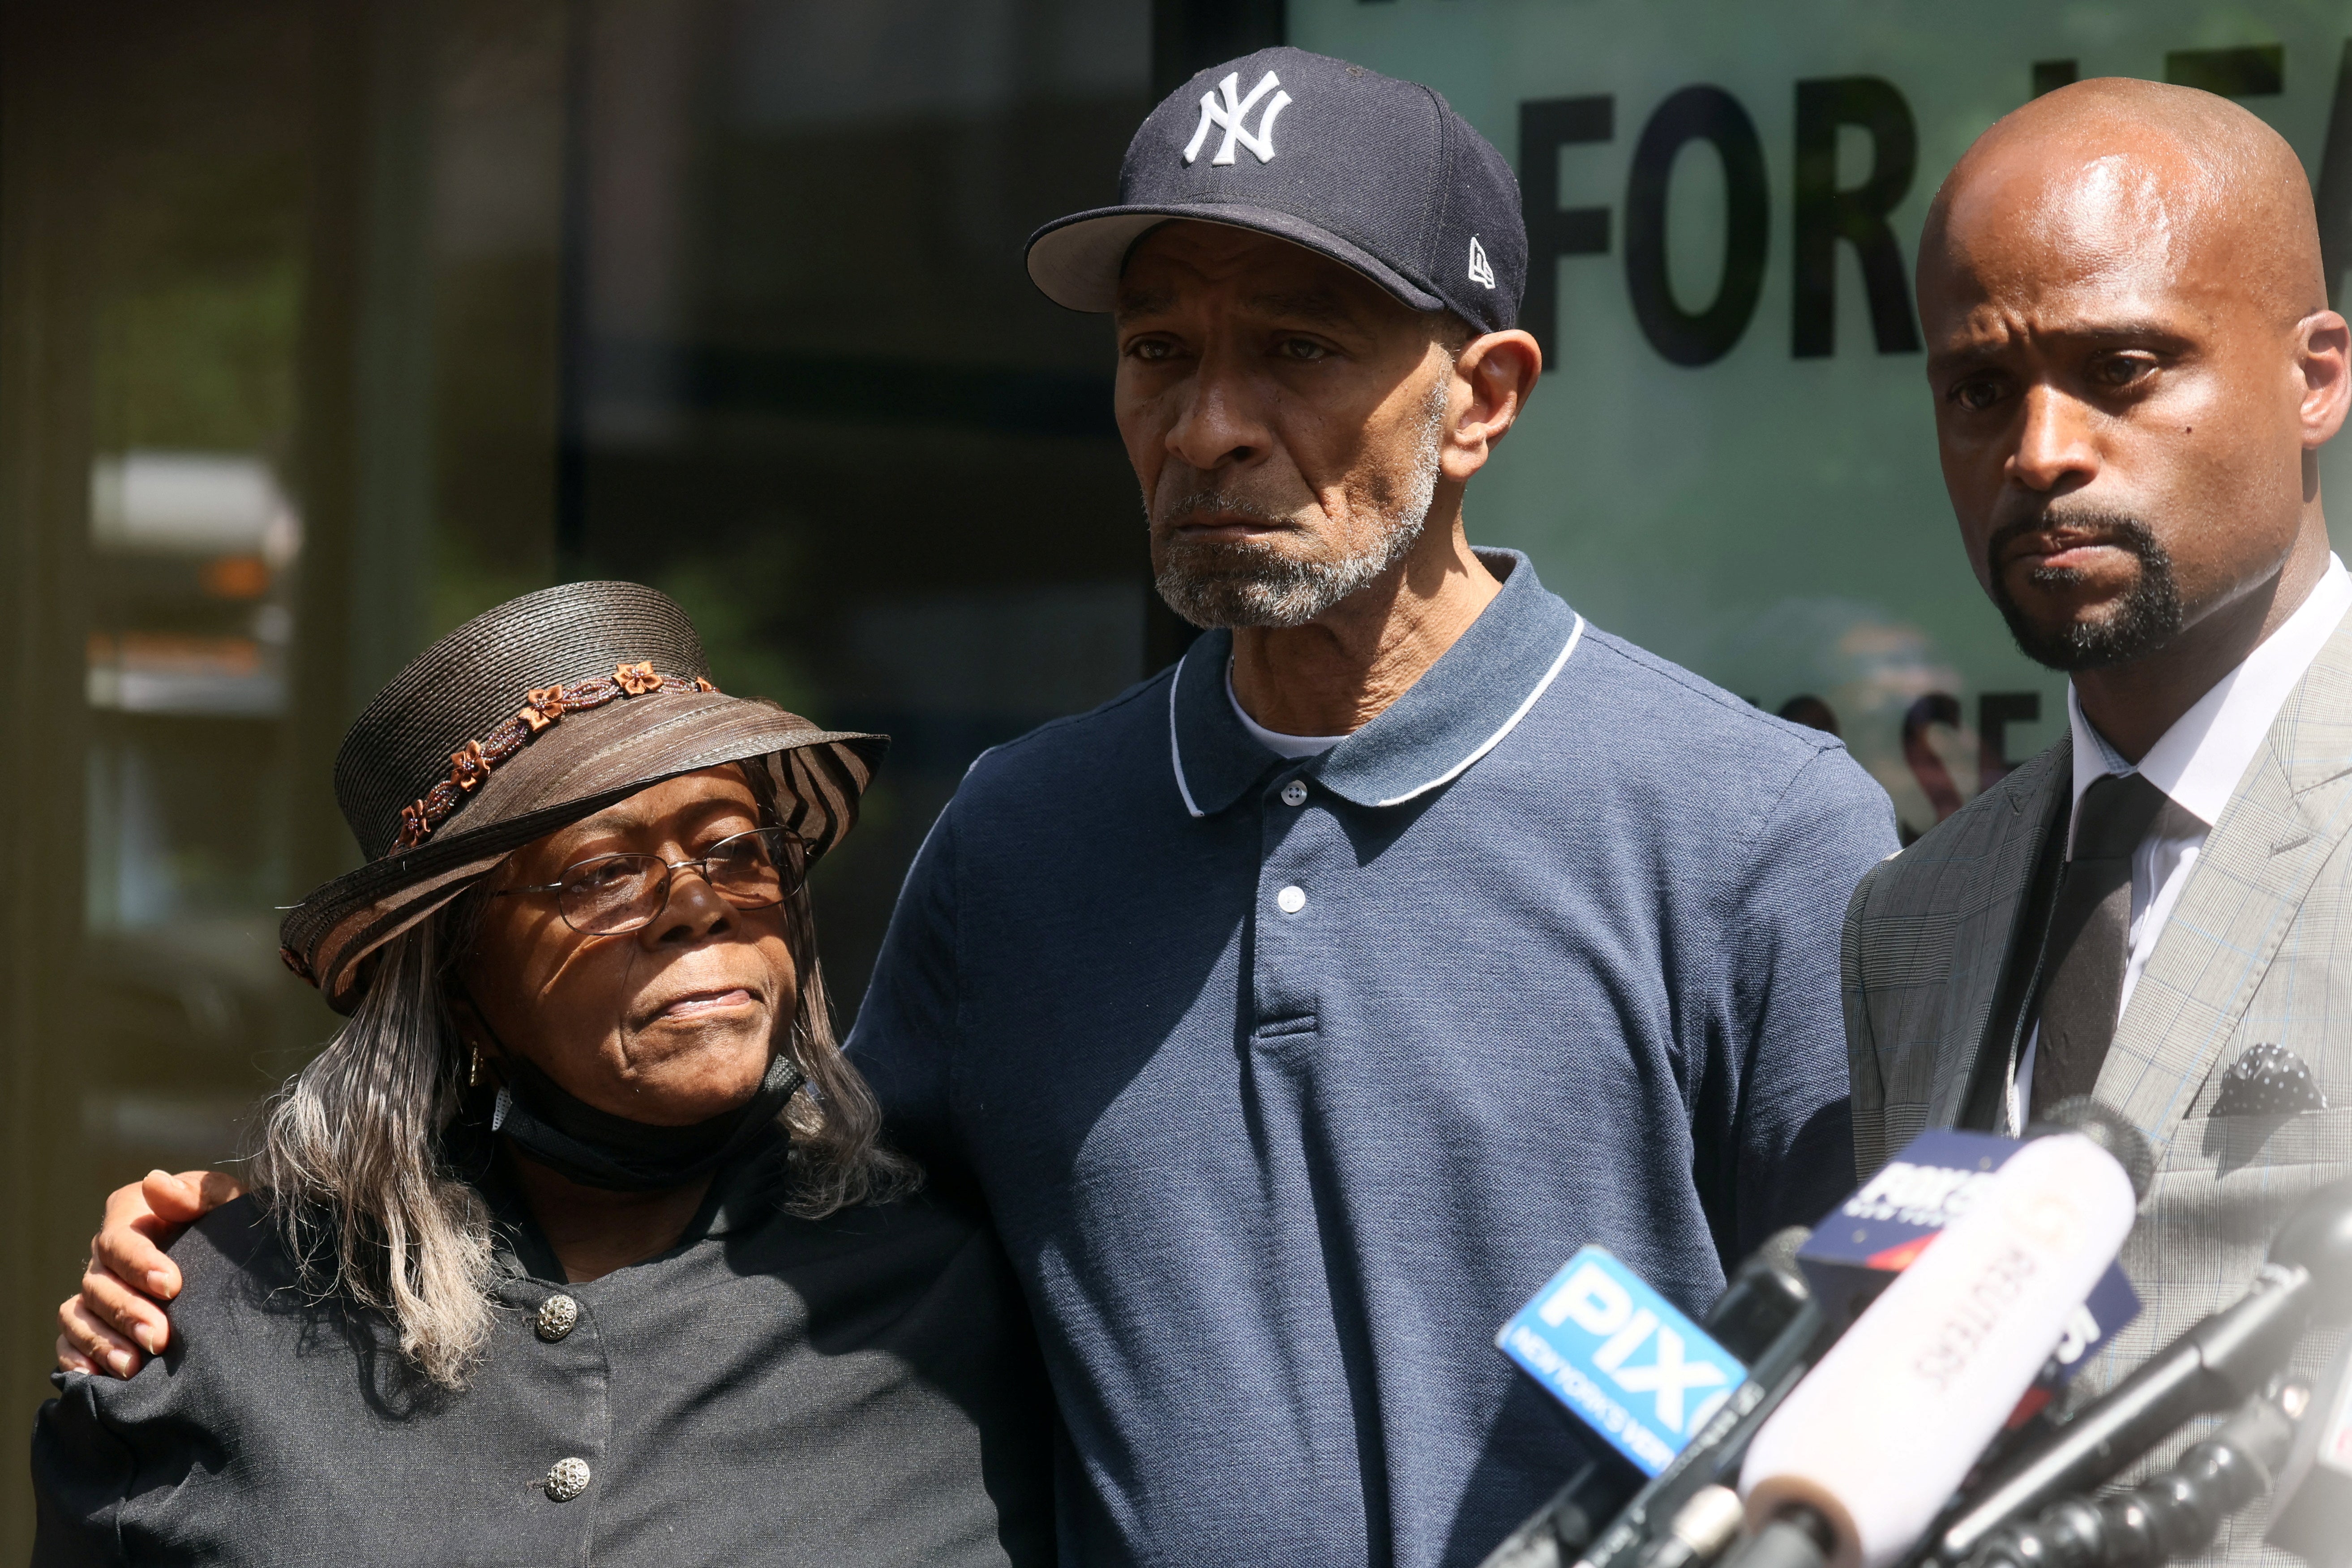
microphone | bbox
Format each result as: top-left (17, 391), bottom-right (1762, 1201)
top-left (1481, 1230), bottom-right (1817, 1568)
top-left (1564, 1233), bottom-right (1829, 1568)
top-left (1735, 1131), bottom-right (2139, 1568)
top-left (1557, 1104), bottom-right (2151, 1568)
top-left (2026, 1098), bottom-right (2155, 1199)
top-left (1799, 1106), bottom-right (2147, 1405)
top-left (2267, 1336), bottom-right (2352, 1567)
top-left (1961, 1380), bottom-right (2307, 1568)
top-left (1930, 1176), bottom-right (2352, 1566)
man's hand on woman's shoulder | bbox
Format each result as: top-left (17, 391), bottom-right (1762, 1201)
top-left (56, 1169), bottom-right (244, 1378)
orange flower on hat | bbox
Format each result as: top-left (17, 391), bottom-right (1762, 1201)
top-left (448, 740), bottom-right (490, 793)
top-left (520, 686), bottom-right (568, 731)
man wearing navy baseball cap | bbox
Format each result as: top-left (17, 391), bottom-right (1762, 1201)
top-left (864, 45), bottom-right (1896, 1565)
top-left (857, 47), bottom-right (1895, 1564)
top-left (61, 44), bottom-right (1899, 1568)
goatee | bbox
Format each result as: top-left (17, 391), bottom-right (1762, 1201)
top-left (1988, 511), bottom-right (2184, 671)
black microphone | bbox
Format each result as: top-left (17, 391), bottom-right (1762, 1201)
top-left (1931, 1176), bottom-right (2352, 1566)
top-left (1961, 1381), bottom-right (2307, 1568)
top-left (2266, 1335), bottom-right (2352, 1567)
top-left (1571, 1232), bottom-right (1829, 1568)
top-left (1480, 1229), bottom-right (1818, 1568)
top-left (2025, 1098), bottom-right (2156, 1199)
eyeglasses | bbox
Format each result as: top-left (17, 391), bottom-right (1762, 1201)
top-left (497, 827), bottom-right (809, 935)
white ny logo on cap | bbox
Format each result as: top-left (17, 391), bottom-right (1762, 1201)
top-left (1183, 70), bottom-right (1292, 166)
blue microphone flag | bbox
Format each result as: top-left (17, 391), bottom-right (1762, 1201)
top-left (1496, 1245), bottom-right (1745, 1477)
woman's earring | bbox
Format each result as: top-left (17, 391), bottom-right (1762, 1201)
top-left (467, 1046), bottom-right (485, 1089)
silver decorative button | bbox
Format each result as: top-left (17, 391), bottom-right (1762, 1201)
top-left (535, 1294), bottom-right (579, 1342)
top-left (1280, 780), bottom-right (1308, 807)
top-left (1276, 885), bottom-right (1307, 914)
top-left (545, 1457), bottom-right (591, 1501)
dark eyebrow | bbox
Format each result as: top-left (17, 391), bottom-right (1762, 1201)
top-left (1925, 343), bottom-right (2006, 377)
top-left (1244, 287), bottom-right (1356, 328)
top-left (1931, 319), bottom-right (2196, 372)
top-left (1113, 283), bottom-right (1178, 323)
top-left (566, 805), bottom-right (649, 838)
top-left (2053, 320), bottom-right (2196, 353)
top-left (563, 793), bottom-right (752, 845)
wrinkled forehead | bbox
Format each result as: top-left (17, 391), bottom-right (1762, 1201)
top-left (1115, 219), bottom-right (1403, 324)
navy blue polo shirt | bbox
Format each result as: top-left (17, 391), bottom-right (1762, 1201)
top-left (848, 550), bottom-right (1896, 1568)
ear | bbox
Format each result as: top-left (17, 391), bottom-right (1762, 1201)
top-left (441, 978), bottom-right (506, 1069)
top-left (2296, 308), bottom-right (2351, 448)
top-left (1442, 329), bottom-right (1543, 482)
top-left (443, 982), bottom-right (484, 1047)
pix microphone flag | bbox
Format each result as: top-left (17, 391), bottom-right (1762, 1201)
top-left (1482, 1230), bottom-right (1815, 1568)
top-left (1498, 1247), bottom-right (1747, 1478)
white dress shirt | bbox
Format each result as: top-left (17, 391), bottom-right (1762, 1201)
top-left (2010, 553), bottom-right (2352, 1130)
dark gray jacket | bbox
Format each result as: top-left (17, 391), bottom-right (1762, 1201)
top-left (31, 1134), bottom-right (1054, 1566)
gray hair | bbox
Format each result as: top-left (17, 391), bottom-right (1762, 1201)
top-left (248, 855), bottom-right (912, 1388)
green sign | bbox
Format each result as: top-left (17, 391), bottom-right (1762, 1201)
top-left (1293, 0), bottom-right (2352, 837)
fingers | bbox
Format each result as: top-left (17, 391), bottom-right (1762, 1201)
top-left (79, 1252), bottom-right (173, 1356)
top-left (138, 1169), bottom-right (199, 1224)
top-left (95, 1181), bottom-right (182, 1304)
top-left (186, 1168), bottom-right (246, 1209)
top-left (99, 1167), bottom-right (236, 1300)
top-left (142, 1167), bottom-right (239, 1226)
top-left (57, 1294), bottom-right (146, 1379)
top-left (75, 1168), bottom-right (237, 1379)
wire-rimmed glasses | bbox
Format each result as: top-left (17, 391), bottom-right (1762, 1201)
top-left (497, 826), bottom-right (808, 934)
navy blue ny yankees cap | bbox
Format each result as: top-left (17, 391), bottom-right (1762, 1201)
top-left (1026, 47), bottom-right (1526, 336)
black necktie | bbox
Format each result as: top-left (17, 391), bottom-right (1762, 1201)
top-left (2032, 771), bottom-right (2171, 1110)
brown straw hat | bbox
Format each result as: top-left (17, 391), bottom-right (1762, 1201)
top-left (279, 580), bottom-right (884, 1012)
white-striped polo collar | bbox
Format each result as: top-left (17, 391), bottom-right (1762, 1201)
top-left (1168, 548), bottom-right (1585, 818)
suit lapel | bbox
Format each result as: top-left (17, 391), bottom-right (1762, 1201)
top-left (1924, 741), bottom-right (2074, 1128)
top-left (2101, 619), bottom-right (2352, 1153)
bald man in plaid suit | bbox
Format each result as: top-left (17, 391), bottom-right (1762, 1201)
top-left (1844, 79), bottom-right (2352, 1557)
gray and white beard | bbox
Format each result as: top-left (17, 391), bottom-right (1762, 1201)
top-left (1151, 381), bottom-right (1449, 630)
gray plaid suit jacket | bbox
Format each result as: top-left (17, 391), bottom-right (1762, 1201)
top-left (1845, 617), bottom-right (2352, 1555)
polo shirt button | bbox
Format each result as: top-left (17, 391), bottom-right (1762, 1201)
top-left (1280, 780), bottom-right (1308, 807)
top-left (1277, 885), bottom-right (1307, 914)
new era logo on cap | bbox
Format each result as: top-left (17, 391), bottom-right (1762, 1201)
top-left (1468, 235), bottom-right (1496, 290)
top-left (1183, 69), bottom-right (1292, 167)
top-left (1024, 47), bottom-right (1527, 338)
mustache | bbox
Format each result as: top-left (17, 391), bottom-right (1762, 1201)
top-left (1986, 507), bottom-right (2161, 575)
top-left (1151, 485), bottom-right (1295, 533)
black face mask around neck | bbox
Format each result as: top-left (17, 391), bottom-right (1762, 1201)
top-left (489, 1048), bottom-right (805, 1192)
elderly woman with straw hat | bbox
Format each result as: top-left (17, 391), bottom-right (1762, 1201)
top-left (32, 583), bottom-right (1051, 1566)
